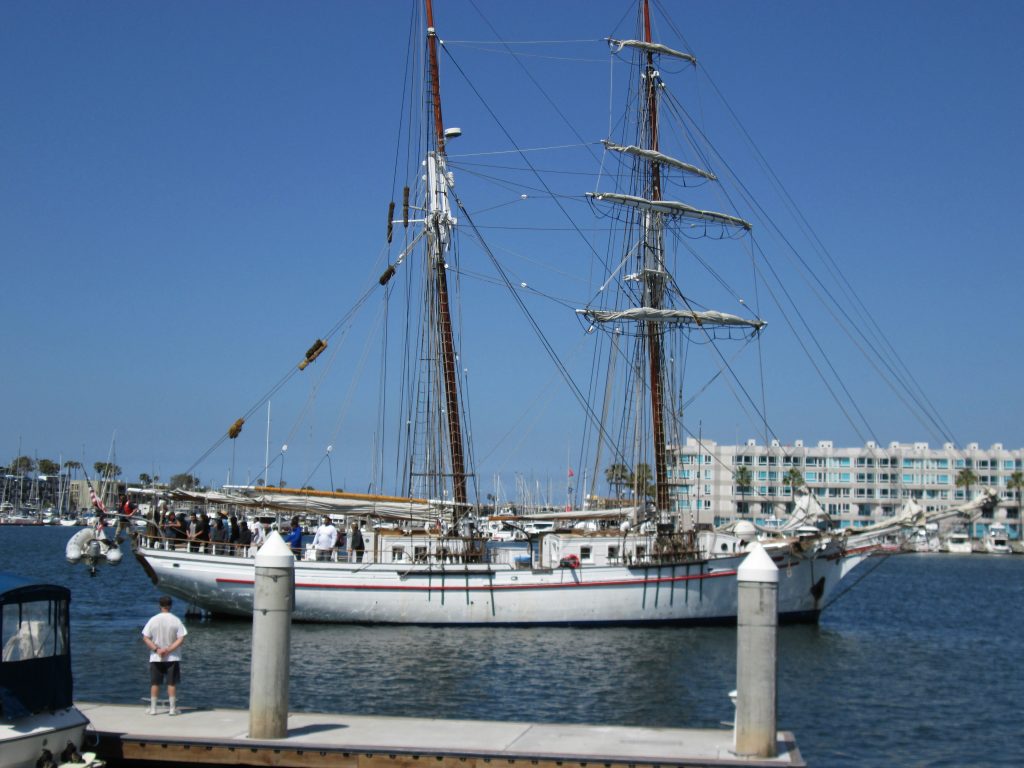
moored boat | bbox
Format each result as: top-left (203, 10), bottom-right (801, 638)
top-left (130, 0), bottom-right (997, 625)
top-left (982, 522), bottom-right (1011, 554)
top-left (0, 574), bottom-right (99, 768)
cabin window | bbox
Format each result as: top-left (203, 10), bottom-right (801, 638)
top-left (391, 546), bottom-right (405, 562)
top-left (2, 599), bottom-right (68, 661)
top-left (580, 546), bottom-right (592, 562)
top-left (635, 545), bottom-right (646, 560)
top-left (607, 545), bottom-right (619, 561)
top-left (414, 545), bottom-right (428, 562)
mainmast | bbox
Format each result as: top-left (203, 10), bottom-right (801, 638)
top-left (424, 0), bottom-right (469, 513)
top-left (641, 0), bottom-right (671, 516)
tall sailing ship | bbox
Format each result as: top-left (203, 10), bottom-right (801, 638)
top-left (130, 0), bottom-right (981, 625)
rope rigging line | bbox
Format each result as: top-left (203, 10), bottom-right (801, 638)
top-left (455, 197), bottom-right (635, 474)
top-left (182, 280), bottom-right (379, 478)
top-left (682, 60), bottom-right (956, 446)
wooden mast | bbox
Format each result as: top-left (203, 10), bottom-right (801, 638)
top-left (424, 0), bottom-right (469, 513)
top-left (641, 0), bottom-right (671, 515)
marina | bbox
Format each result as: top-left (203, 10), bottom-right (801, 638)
top-left (1, 526), bottom-right (1022, 766)
top-left (3, 1), bottom-right (1024, 766)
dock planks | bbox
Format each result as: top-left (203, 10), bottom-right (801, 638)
top-left (77, 702), bottom-right (804, 768)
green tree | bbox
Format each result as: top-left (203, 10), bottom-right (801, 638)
top-left (63, 460), bottom-right (82, 478)
top-left (604, 463), bottom-right (631, 501)
top-left (169, 473), bottom-right (201, 490)
top-left (138, 473), bottom-right (153, 487)
top-left (734, 465), bottom-right (753, 516)
top-left (12, 456), bottom-right (35, 475)
top-left (93, 462), bottom-right (122, 479)
top-left (37, 458), bottom-right (60, 476)
top-left (784, 467), bottom-right (805, 513)
top-left (956, 467), bottom-right (979, 540)
top-left (631, 463), bottom-right (655, 501)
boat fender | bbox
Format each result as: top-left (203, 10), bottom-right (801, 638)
top-left (106, 544), bottom-right (123, 565)
top-left (559, 553), bottom-right (580, 569)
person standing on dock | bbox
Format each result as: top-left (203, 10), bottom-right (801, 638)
top-left (141, 595), bottom-right (187, 716)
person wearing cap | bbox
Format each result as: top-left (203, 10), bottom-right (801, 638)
top-left (141, 595), bottom-right (187, 715)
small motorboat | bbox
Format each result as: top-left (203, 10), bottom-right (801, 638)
top-left (0, 573), bottom-right (103, 768)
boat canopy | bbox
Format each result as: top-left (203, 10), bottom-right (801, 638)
top-left (601, 140), bottom-right (716, 180)
top-left (0, 576), bottom-right (73, 716)
top-left (607, 38), bottom-right (696, 64)
top-left (577, 307), bottom-right (765, 330)
top-left (586, 192), bottom-right (752, 230)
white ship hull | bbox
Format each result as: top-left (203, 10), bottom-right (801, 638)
top-left (135, 539), bottom-right (871, 626)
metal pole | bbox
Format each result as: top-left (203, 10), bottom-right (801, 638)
top-left (248, 532), bottom-right (294, 739)
top-left (733, 542), bottom-right (778, 758)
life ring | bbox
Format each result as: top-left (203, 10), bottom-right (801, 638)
top-left (559, 553), bottom-right (580, 569)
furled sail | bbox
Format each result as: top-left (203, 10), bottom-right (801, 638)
top-left (168, 488), bottom-right (434, 520)
top-left (601, 140), bottom-right (717, 181)
top-left (586, 192), bottom-right (752, 230)
top-left (607, 38), bottom-right (696, 64)
top-left (577, 307), bottom-right (765, 330)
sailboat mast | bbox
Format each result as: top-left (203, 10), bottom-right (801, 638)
top-left (641, 0), bottom-right (671, 516)
top-left (424, 0), bottom-right (469, 512)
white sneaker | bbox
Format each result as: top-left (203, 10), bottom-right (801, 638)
top-left (168, 708), bottom-right (178, 716)
top-left (147, 707), bottom-right (157, 715)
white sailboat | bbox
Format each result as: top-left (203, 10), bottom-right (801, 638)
top-left (131, 0), bottom-right (989, 624)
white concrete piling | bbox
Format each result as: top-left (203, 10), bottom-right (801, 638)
top-left (248, 531), bottom-right (294, 739)
top-left (733, 541), bottom-right (779, 758)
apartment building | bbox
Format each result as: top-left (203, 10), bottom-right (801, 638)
top-left (666, 438), bottom-right (1023, 537)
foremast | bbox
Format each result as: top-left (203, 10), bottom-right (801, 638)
top-left (424, 0), bottom-right (469, 515)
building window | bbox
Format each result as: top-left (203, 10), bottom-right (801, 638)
top-left (580, 546), bottom-right (592, 562)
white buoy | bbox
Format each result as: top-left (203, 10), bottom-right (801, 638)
top-left (248, 531), bottom-right (294, 739)
top-left (733, 542), bottom-right (778, 758)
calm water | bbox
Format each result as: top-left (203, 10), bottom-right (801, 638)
top-left (1, 527), bottom-right (1021, 767)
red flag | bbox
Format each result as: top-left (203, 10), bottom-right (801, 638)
top-left (567, 467), bottom-right (575, 478)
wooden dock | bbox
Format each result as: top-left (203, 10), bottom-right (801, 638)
top-left (78, 702), bottom-right (804, 768)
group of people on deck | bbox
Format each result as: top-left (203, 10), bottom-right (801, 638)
top-left (152, 505), bottom-right (365, 561)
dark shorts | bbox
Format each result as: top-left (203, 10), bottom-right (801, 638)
top-left (149, 661), bottom-right (181, 685)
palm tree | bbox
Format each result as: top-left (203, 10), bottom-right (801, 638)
top-left (956, 467), bottom-right (979, 541)
top-left (1007, 470), bottom-right (1024, 541)
top-left (631, 463), bottom-right (655, 503)
top-left (734, 465), bottom-right (752, 516)
top-left (784, 467), bottom-right (805, 514)
top-left (604, 463), bottom-right (631, 501)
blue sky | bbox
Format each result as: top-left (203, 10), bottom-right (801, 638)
top-left (2, 1), bottom-right (1022, 496)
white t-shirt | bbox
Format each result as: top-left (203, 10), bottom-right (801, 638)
top-left (312, 523), bottom-right (337, 550)
top-left (142, 611), bottom-right (188, 663)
